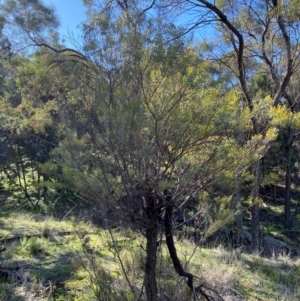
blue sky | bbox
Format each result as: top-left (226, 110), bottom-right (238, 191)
top-left (42, 0), bottom-right (212, 44)
top-left (43, 0), bottom-right (86, 40)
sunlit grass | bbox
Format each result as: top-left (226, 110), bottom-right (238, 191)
top-left (0, 212), bottom-right (300, 300)
top-left (0, 212), bottom-right (75, 238)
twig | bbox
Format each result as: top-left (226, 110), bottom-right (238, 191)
top-left (46, 280), bottom-right (53, 301)
top-left (107, 229), bottom-right (136, 296)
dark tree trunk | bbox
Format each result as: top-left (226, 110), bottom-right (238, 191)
top-left (164, 195), bottom-right (224, 301)
top-left (284, 144), bottom-right (292, 229)
top-left (143, 189), bottom-right (158, 301)
top-left (273, 184), bottom-right (276, 203)
top-left (251, 161), bottom-right (260, 253)
top-left (251, 202), bottom-right (260, 253)
top-left (284, 128), bottom-right (296, 229)
top-left (235, 212), bottom-right (243, 247)
top-left (164, 202), bottom-right (194, 290)
top-left (234, 174), bottom-right (243, 247)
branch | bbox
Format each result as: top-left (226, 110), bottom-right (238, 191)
top-left (260, 17), bottom-right (280, 89)
top-left (164, 195), bottom-right (224, 301)
top-left (34, 42), bottom-right (88, 62)
top-left (195, 0), bottom-right (252, 111)
top-left (139, 0), bottom-right (156, 17)
top-left (273, 12), bottom-right (293, 106)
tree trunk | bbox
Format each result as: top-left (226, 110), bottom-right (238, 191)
top-left (251, 161), bottom-right (260, 253)
top-left (284, 129), bottom-right (294, 229)
top-left (284, 144), bottom-right (292, 229)
top-left (234, 174), bottom-right (243, 247)
top-left (143, 190), bottom-right (158, 301)
top-left (273, 184), bottom-right (276, 203)
top-left (251, 202), bottom-right (260, 253)
top-left (235, 211), bottom-right (243, 248)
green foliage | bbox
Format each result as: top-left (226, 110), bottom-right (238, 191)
top-left (51, 38), bottom-right (277, 218)
top-left (20, 236), bottom-right (49, 255)
top-left (0, 0), bottom-right (59, 50)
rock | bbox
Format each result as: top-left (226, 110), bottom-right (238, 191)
top-left (262, 235), bottom-right (290, 256)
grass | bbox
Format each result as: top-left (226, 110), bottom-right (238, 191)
top-left (0, 212), bottom-right (300, 300)
top-left (0, 212), bottom-right (74, 238)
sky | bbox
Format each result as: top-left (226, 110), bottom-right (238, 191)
top-left (43, 0), bottom-right (86, 42)
top-left (41, 0), bottom-right (212, 45)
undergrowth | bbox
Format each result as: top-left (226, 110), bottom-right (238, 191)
top-left (0, 212), bottom-right (299, 300)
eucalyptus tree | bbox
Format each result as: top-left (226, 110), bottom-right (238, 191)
top-left (171, 0), bottom-right (300, 247)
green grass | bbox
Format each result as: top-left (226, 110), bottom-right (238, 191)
top-left (0, 212), bottom-right (300, 300)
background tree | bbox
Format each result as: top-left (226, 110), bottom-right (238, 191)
top-left (0, 50), bottom-right (64, 207)
top-left (175, 0), bottom-right (300, 250)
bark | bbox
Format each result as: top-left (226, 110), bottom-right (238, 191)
top-left (235, 210), bottom-right (243, 248)
top-left (16, 143), bottom-right (34, 207)
top-left (251, 161), bottom-right (261, 253)
top-left (273, 185), bottom-right (277, 203)
top-left (143, 189), bottom-right (158, 301)
top-left (289, 200), bottom-right (300, 229)
top-left (284, 144), bottom-right (292, 229)
top-left (144, 223), bottom-right (158, 301)
top-left (195, 0), bottom-right (253, 112)
top-left (164, 195), bottom-right (224, 301)
top-left (251, 202), bottom-right (260, 253)
top-left (234, 174), bottom-right (242, 247)
top-left (284, 128), bottom-right (295, 229)
top-left (273, 12), bottom-right (293, 107)
top-left (164, 202), bottom-right (194, 290)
